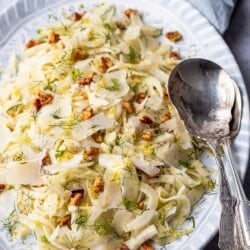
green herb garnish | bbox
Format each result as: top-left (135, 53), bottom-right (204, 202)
top-left (55, 150), bottom-right (66, 159)
top-left (93, 218), bottom-right (121, 239)
top-left (106, 78), bottom-right (121, 91)
top-left (13, 151), bottom-right (25, 162)
top-left (43, 83), bottom-right (55, 91)
top-left (79, 4), bottom-right (84, 9)
top-left (40, 235), bottom-right (49, 244)
top-left (72, 68), bottom-right (82, 81)
top-left (7, 103), bottom-right (23, 114)
top-left (104, 23), bottom-right (116, 32)
top-left (36, 29), bottom-right (42, 35)
top-left (73, 211), bottom-right (89, 230)
top-left (52, 109), bottom-right (62, 119)
top-left (1, 209), bottom-right (18, 235)
top-left (178, 160), bottom-right (191, 168)
top-left (128, 46), bottom-right (136, 63)
top-left (123, 198), bottom-right (137, 210)
top-left (94, 219), bottom-right (112, 236)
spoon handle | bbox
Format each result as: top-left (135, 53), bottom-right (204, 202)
top-left (209, 143), bottom-right (236, 250)
top-left (223, 142), bottom-right (250, 249)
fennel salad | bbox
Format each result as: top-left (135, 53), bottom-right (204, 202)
top-left (0, 3), bottom-right (215, 250)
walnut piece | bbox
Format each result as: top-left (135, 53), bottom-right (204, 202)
top-left (122, 101), bottom-right (134, 114)
top-left (140, 116), bottom-right (153, 125)
top-left (48, 31), bottom-right (60, 44)
top-left (59, 214), bottom-right (71, 227)
top-left (141, 131), bottom-right (153, 141)
top-left (76, 72), bottom-right (96, 86)
top-left (33, 91), bottom-right (54, 112)
top-left (161, 114), bottom-right (170, 122)
top-left (124, 8), bottom-right (138, 18)
top-left (99, 57), bottom-right (114, 73)
top-left (84, 147), bottom-right (99, 160)
top-left (25, 39), bottom-right (43, 49)
top-left (136, 92), bottom-right (146, 104)
top-left (115, 21), bottom-right (126, 30)
top-left (72, 11), bottom-right (86, 21)
top-left (137, 200), bottom-right (145, 210)
top-left (163, 87), bottom-right (168, 98)
top-left (117, 243), bottom-right (130, 250)
top-left (92, 131), bottom-right (103, 143)
top-left (41, 151), bottom-right (51, 167)
top-left (0, 184), bottom-right (7, 192)
top-left (141, 242), bottom-right (154, 250)
top-left (69, 189), bottom-right (84, 206)
top-left (80, 107), bottom-right (94, 121)
top-left (72, 49), bottom-right (89, 61)
top-left (169, 51), bottom-right (180, 60)
top-left (81, 91), bottom-right (89, 100)
top-left (92, 177), bottom-right (104, 194)
top-left (165, 31), bottom-right (182, 42)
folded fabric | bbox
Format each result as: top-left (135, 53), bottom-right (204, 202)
top-left (186, 0), bottom-right (238, 33)
top-left (0, 0), bottom-right (237, 34)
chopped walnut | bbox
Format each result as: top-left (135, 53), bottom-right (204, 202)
top-left (115, 21), bottom-right (126, 30)
top-left (48, 31), bottom-right (60, 44)
top-left (161, 114), bottom-right (170, 122)
top-left (33, 99), bottom-right (42, 112)
top-left (69, 189), bottom-right (84, 206)
top-left (163, 87), bottom-right (168, 98)
top-left (0, 184), bottom-right (6, 192)
top-left (33, 91), bottom-right (54, 111)
top-left (99, 57), bottom-right (114, 73)
top-left (140, 116), bottom-right (153, 125)
top-left (80, 107), bottom-right (94, 121)
top-left (25, 39), bottom-right (43, 49)
top-left (84, 147), bottom-right (99, 160)
top-left (32, 184), bottom-right (46, 188)
top-left (92, 131), bottom-right (103, 143)
top-left (165, 31), bottom-right (182, 42)
top-left (141, 131), bottom-right (153, 141)
top-left (59, 214), bottom-right (71, 227)
top-left (92, 177), bottom-right (104, 194)
top-left (72, 11), bottom-right (86, 21)
top-left (76, 72), bottom-right (96, 86)
top-left (136, 92), bottom-right (146, 104)
top-left (122, 101), bottom-right (134, 114)
top-left (7, 109), bottom-right (16, 118)
top-left (117, 243), bottom-right (130, 250)
top-left (41, 151), bottom-right (51, 167)
top-left (38, 91), bottom-right (54, 105)
top-left (72, 49), bottom-right (89, 61)
top-left (124, 8), bottom-right (138, 18)
top-left (81, 91), bottom-right (89, 100)
top-left (169, 51), bottom-right (180, 60)
top-left (137, 200), bottom-right (145, 210)
top-left (141, 242), bottom-right (154, 250)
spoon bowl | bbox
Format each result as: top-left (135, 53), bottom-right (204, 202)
top-left (168, 58), bottom-right (236, 141)
top-left (168, 58), bottom-right (249, 250)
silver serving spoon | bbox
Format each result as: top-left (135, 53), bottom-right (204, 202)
top-left (168, 58), bottom-right (250, 250)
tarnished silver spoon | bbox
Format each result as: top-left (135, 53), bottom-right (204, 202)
top-left (168, 58), bottom-right (250, 250)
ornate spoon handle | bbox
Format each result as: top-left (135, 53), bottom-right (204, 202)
top-left (209, 142), bottom-right (236, 250)
top-left (223, 143), bottom-right (250, 249)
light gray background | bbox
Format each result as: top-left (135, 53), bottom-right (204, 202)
top-left (0, 0), bottom-right (249, 249)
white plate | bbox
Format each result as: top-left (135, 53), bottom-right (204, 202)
top-left (0, 0), bottom-right (249, 249)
